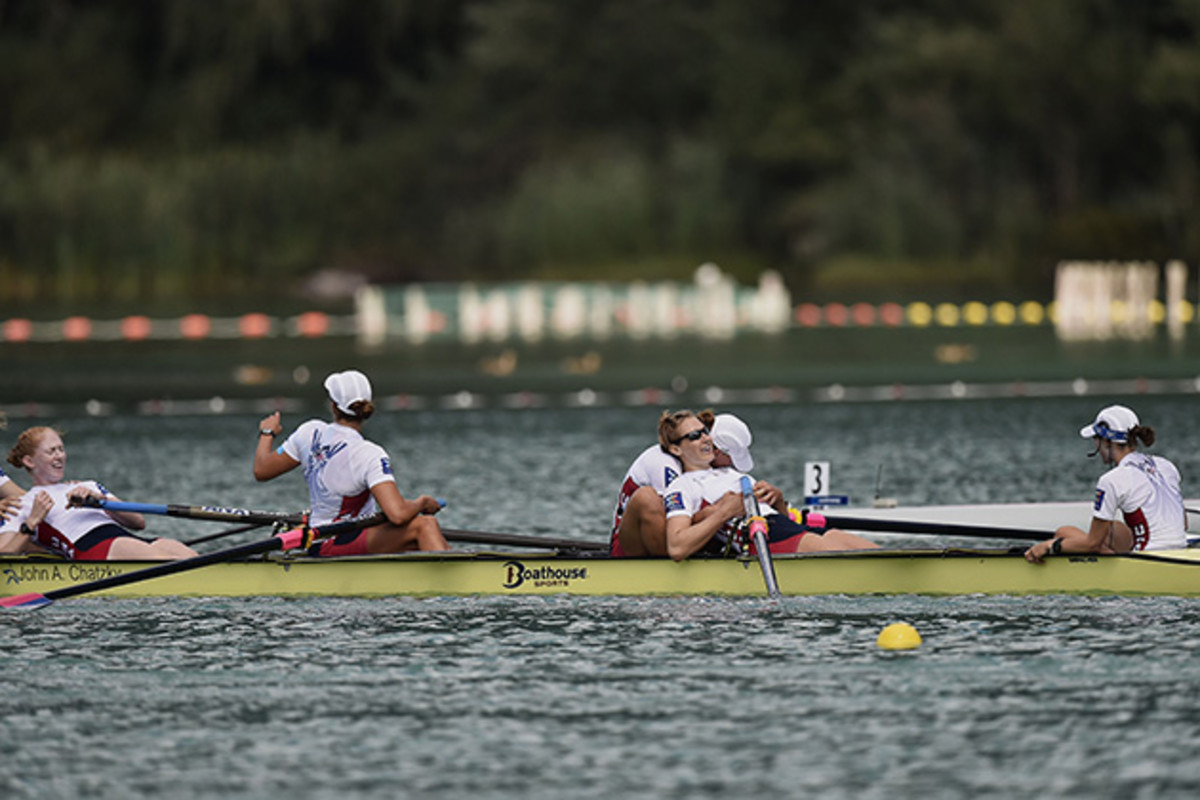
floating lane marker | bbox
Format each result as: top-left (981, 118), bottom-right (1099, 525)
top-left (877, 622), bottom-right (923, 651)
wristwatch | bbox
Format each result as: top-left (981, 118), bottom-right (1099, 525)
top-left (19, 522), bottom-right (35, 535)
top-left (260, 428), bottom-right (276, 437)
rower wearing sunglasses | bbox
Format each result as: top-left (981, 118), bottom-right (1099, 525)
top-left (609, 409), bottom-right (789, 557)
top-left (661, 413), bottom-right (877, 561)
top-left (1026, 404), bottom-right (1186, 563)
top-left (609, 409), bottom-right (711, 557)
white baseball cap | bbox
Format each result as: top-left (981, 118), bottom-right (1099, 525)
top-left (1080, 404), bottom-right (1139, 443)
top-left (324, 370), bottom-right (373, 415)
top-left (711, 413), bottom-right (754, 472)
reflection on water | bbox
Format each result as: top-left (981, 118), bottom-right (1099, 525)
top-left (3, 398), bottom-right (1200, 798)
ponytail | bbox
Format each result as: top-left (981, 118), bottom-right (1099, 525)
top-left (1130, 425), bottom-right (1156, 448)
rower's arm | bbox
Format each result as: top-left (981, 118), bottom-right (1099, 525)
top-left (100, 492), bottom-right (145, 530)
top-left (370, 481), bottom-right (442, 528)
top-left (253, 414), bottom-right (299, 481)
top-left (1081, 516), bottom-right (1117, 551)
top-left (0, 481), bottom-right (23, 522)
top-left (1026, 517), bottom-right (1114, 563)
top-left (664, 491), bottom-right (743, 562)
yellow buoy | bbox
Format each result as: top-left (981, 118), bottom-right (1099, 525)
top-left (877, 622), bottom-right (922, 651)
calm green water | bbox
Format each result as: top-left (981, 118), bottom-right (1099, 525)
top-left (3, 397), bottom-right (1200, 798)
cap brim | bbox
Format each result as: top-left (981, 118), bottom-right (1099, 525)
top-left (730, 450), bottom-right (754, 472)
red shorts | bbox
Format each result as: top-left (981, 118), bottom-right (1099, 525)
top-left (71, 525), bottom-right (154, 561)
top-left (308, 529), bottom-right (371, 558)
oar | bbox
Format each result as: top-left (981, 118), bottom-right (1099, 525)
top-left (184, 522), bottom-right (270, 547)
top-left (805, 512), bottom-right (1050, 541)
top-left (741, 476), bottom-right (781, 599)
top-left (1, 512), bottom-right (386, 610)
top-left (71, 496), bottom-right (305, 526)
top-left (441, 528), bottom-right (606, 551)
top-left (82, 497), bottom-right (603, 551)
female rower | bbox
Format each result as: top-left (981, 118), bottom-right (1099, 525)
top-left (1026, 404), bottom-right (1186, 562)
top-left (253, 369), bottom-right (449, 555)
top-left (661, 413), bottom-right (877, 562)
top-left (0, 426), bottom-right (197, 559)
top-left (609, 409), bottom-right (713, 557)
top-left (609, 409), bottom-right (791, 557)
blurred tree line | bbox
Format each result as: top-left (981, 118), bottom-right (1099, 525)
top-left (1, 0), bottom-right (1198, 308)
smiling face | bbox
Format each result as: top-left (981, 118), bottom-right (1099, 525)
top-left (668, 417), bottom-right (714, 472)
top-left (23, 428), bottom-right (66, 485)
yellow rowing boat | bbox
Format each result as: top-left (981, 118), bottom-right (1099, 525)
top-left (5, 546), bottom-right (1200, 599)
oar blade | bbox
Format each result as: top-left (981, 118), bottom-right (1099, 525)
top-left (0, 592), bottom-right (52, 610)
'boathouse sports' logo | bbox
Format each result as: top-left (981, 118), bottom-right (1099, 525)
top-left (502, 560), bottom-right (589, 590)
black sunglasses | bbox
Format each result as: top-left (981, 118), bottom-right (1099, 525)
top-left (672, 428), bottom-right (710, 444)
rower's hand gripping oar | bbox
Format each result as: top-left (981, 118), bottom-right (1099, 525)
top-left (1, 512), bottom-right (386, 610)
top-left (740, 476), bottom-right (781, 599)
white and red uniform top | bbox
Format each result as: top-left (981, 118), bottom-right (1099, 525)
top-left (0, 481), bottom-right (119, 559)
top-left (662, 467), bottom-right (776, 530)
top-left (1092, 452), bottom-right (1186, 551)
top-left (279, 420), bottom-right (395, 527)
top-left (610, 445), bottom-right (682, 541)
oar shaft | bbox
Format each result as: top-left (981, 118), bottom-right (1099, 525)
top-left (750, 524), bottom-right (781, 597)
top-left (816, 514), bottom-right (1049, 541)
top-left (183, 522), bottom-right (268, 547)
top-left (741, 476), bottom-right (781, 599)
top-left (79, 497), bottom-right (305, 525)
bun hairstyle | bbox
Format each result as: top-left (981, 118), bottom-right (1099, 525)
top-left (7, 426), bottom-right (59, 470)
top-left (335, 399), bottom-right (375, 422)
top-left (657, 409), bottom-right (697, 452)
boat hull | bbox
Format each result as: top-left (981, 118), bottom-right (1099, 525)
top-left (5, 547), bottom-right (1200, 599)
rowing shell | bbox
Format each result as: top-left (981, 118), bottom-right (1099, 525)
top-left (4, 546), bottom-right (1200, 599)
